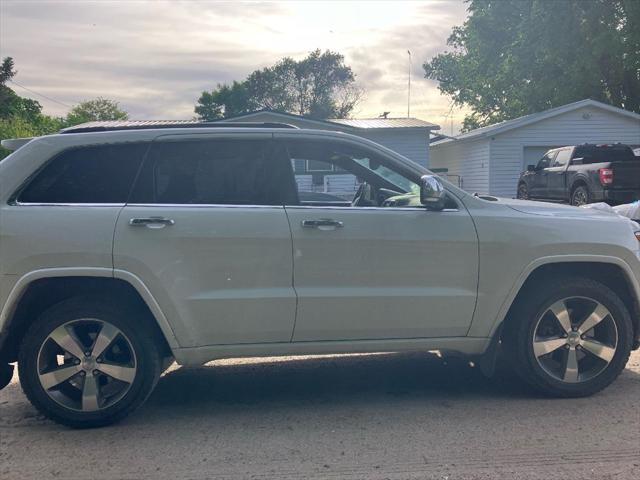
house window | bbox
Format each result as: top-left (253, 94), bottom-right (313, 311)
top-left (306, 159), bottom-right (334, 172)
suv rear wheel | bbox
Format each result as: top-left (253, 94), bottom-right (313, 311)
top-left (504, 277), bottom-right (632, 397)
top-left (18, 296), bottom-right (162, 428)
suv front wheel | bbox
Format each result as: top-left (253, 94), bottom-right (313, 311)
top-left (504, 277), bottom-right (633, 397)
top-left (18, 296), bottom-right (162, 428)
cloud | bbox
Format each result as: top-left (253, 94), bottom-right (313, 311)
top-left (1, 0), bottom-right (469, 131)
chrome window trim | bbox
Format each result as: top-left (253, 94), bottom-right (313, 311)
top-left (285, 205), bottom-right (460, 213)
top-left (125, 203), bottom-right (284, 209)
top-left (11, 201), bottom-right (458, 212)
top-left (11, 201), bottom-right (126, 207)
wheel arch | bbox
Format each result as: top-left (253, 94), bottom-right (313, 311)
top-left (492, 257), bottom-right (640, 347)
top-left (569, 177), bottom-right (588, 194)
top-left (0, 269), bottom-right (178, 363)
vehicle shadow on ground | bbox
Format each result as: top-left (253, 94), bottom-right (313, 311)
top-left (1, 350), bottom-right (638, 429)
top-left (144, 351), bottom-right (533, 412)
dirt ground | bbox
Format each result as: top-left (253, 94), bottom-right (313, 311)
top-left (1, 350), bottom-right (638, 480)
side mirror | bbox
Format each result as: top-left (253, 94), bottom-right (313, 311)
top-left (420, 175), bottom-right (446, 211)
top-left (527, 165), bottom-right (536, 172)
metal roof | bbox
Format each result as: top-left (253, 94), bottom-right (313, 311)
top-left (432, 99), bottom-right (640, 146)
top-left (59, 120), bottom-right (297, 134)
top-left (328, 117), bottom-right (439, 129)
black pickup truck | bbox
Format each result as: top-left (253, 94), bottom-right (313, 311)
top-left (517, 144), bottom-right (640, 206)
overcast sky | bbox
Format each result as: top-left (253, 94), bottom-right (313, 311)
top-left (1, 0), bottom-right (469, 133)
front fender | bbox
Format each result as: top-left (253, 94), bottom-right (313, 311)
top-left (484, 254), bottom-right (640, 339)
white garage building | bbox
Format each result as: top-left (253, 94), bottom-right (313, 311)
top-left (430, 99), bottom-right (640, 197)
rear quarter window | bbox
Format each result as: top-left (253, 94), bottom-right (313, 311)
top-left (17, 143), bottom-right (149, 204)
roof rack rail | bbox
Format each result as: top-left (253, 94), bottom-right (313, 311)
top-left (59, 120), bottom-right (298, 134)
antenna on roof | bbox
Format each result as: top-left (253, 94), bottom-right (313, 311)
top-left (407, 50), bottom-right (412, 118)
top-left (379, 111), bottom-right (390, 119)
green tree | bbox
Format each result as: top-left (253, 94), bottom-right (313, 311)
top-left (0, 57), bottom-right (43, 123)
top-left (195, 81), bottom-right (255, 120)
top-left (195, 49), bottom-right (363, 121)
top-left (65, 97), bottom-right (128, 125)
top-left (423, 0), bottom-right (640, 131)
top-left (0, 57), bottom-right (66, 159)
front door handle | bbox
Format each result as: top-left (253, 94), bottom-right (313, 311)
top-left (301, 219), bottom-right (344, 229)
top-left (129, 217), bottom-right (175, 228)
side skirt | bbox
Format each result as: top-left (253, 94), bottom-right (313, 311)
top-left (172, 337), bottom-right (491, 366)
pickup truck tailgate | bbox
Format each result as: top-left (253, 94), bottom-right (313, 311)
top-left (611, 160), bottom-right (640, 189)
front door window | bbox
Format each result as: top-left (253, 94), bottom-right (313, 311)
top-left (283, 139), bottom-right (430, 208)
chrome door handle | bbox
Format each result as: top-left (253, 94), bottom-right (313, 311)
top-left (129, 217), bottom-right (175, 227)
top-left (301, 219), bottom-right (344, 229)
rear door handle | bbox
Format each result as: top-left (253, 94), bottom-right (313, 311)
top-left (129, 217), bottom-right (175, 228)
top-left (301, 219), bottom-right (344, 229)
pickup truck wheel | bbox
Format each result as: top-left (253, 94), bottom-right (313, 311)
top-left (18, 296), bottom-right (162, 428)
top-left (504, 277), bottom-right (632, 397)
top-left (517, 183), bottom-right (529, 200)
top-left (570, 185), bottom-right (590, 206)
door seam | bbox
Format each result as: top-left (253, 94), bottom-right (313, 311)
top-left (111, 204), bottom-right (127, 278)
top-left (283, 206), bottom-right (299, 342)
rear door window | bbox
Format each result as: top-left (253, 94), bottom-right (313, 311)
top-left (17, 143), bottom-right (149, 204)
top-left (129, 138), bottom-right (296, 205)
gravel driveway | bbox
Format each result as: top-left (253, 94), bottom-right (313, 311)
top-left (1, 350), bottom-right (639, 479)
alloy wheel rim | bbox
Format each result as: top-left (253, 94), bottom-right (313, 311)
top-left (532, 297), bottom-right (617, 384)
top-left (37, 319), bottom-right (137, 412)
top-left (573, 189), bottom-right (587, 206)
top-left (518, 185), bottom-right (528, 199)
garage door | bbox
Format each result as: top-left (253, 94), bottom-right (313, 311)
top-left (523, 146), bottom-right (558, 169)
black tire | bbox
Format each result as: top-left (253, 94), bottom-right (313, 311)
top-left (517, 183), bottom-right (529, 200)
top-left (0, 363), bottom-right (14, 390)
top-left (570, 185), bottom-right (590, 206)
top-left (18, 295), bottom-right (162, 428)
top-left (503, 276), bottom-right (632, 397)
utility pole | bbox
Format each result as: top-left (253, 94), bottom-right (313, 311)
top-left (407, 50), bottom-right (411, 118)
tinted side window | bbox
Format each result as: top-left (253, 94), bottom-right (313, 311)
top-left (18, 143), bottom-right (148, 204)
top-left (130, 139), bottom-right (295, 205)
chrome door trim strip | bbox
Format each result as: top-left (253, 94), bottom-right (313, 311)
top-left (11, 202), bottom-right (126, 207)
top-left (12, 202), bottom-right (458, 212)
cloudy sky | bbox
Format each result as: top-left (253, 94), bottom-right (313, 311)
top-left (1, 0), bottom-right (469, 133)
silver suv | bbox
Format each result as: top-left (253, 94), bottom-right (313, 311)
top-left (1, 122), bottom-right (639, 428)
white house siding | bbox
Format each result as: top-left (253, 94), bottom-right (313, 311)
top-left (490, 106), bottom-right (640, 197)
top-left (430, 139), bottom-right (491, 193)
top-left (357, 129), bottom-right (429, 168)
